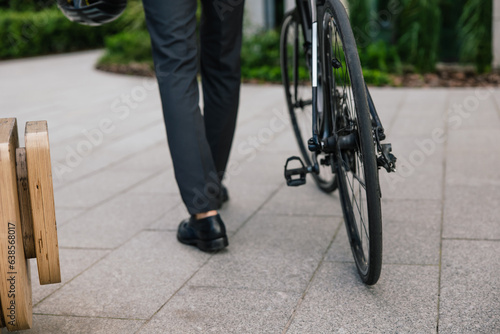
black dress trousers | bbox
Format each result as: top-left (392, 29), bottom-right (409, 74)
top-left (142, 0), bottom-right (245, 214)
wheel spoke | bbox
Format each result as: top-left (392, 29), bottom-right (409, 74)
top-left (322, 4), bottom-right (382, 284)
top-left (342, 159), bottom-right (369, 242)
top-left (352, 169), bottom-right (366, 189)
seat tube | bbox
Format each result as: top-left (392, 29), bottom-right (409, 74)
top-left (309, 0), bottom-right (320, 144)
top-left (310, 0), bottom-right (317, 89)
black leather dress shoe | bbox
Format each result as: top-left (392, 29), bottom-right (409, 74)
top-left (217, 185), bottom-right (229, 209)
top-left (177, 214), bottom-right (228, 252)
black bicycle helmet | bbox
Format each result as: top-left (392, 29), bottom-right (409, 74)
top-left (57, 0), bottom-right (127, 26)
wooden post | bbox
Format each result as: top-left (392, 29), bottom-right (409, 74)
top-left (16, 148), bottom-right (36, 260)
top-left (25, 121), bottom-right (61, 285)
top-left (0, 118), bottom-right (33, 331)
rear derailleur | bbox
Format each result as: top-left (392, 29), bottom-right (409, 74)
top-left (374, 126), bottom-right (397, 173)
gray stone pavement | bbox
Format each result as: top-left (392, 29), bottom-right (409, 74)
top-left (0, 50), bottom-right (499, 333)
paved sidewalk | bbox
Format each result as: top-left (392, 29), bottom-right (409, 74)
top-left (0, 51), bottom-right (499, 333)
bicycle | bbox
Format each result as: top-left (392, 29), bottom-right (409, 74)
top-left (280, 0), bottom-right (397, 285)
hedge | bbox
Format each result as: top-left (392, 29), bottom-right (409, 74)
top-left (0, 0), bottom-right (55, 12)
top-left (96, 28), bottom-right (393, 86)
top-left (98, 30), bottom-right (153, 66)
top-left (0, 8), bottom-right (124, 59)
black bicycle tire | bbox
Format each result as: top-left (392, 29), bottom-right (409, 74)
top-left (321, 0), bottom-right (382, 285)
top-left (280, 10), bottom-right (338, 193)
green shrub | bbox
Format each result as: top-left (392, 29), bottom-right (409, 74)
top-left (439, 0), bottom-right (467, 62)
top-left (395, 0), bottom-right (441, 73)
top-left (1, 0), bottom-right (55, 12)
top-left (359, 40), bottom-right (402, 74)
top-left (457, 0), bottom-right (492, 73)
top-left (347, 0), bottom-right (372, 47)
top-left (240, 29), bottom-right (282, 82)
top-left (96, 25), bottom-right (394, 86)
top-left (362, 69), bottom-right (392, 86)
top-left (0, 1), bottom-right (150, 60)
top-left (114, 0), bottom-right (147, 32)
top-left (0, 8), bottom-right (128, 59)
top-left (98, 30), bottom-right (153, 65)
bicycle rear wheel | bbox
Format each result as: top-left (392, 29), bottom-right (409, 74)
top-left (321, 0), bottom-right (382, 284)
top-left (280, 10), bottom-right (337, 193)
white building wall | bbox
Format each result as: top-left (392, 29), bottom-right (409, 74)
top-left (494, 0), bottom-right (500, 69)
top-left (245, 1), bottom-right (266, 31)
top-left (284, 0), bottom-right (348, 13)
top-left (285, 0), bottom-right (295, 12)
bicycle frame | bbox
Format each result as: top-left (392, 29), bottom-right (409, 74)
top-left (283, 0), bottom-right (397, 286)
top-left (291, 0), bottom-right (333, 173)
top-left (290, 0), bottom-right (395, 173)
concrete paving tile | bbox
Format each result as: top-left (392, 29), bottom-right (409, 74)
top-left (380, 134), bottom-right (444, 201)
top-left (129, 169), bottom-right (179, 195)
top-left (391, 115), bottom-right (446, 137)
top-left (228, 151), bottom-right (288, 187)
top-left (402, 87), bottom-right (449, 106)
top-left (162, 182), bottom-right (280, 231)
top-left (50, 121), bottom-right (164, 172)
top-left (139, 286), bottom-right (298, 334)
top-left (260, 182), bottom-right (343, 217)
top-left (394, 89), bottom-right (448, 119)
top-left (260, 129), bottom-right (301, 154)
top-left (51, 144), bottom-right (128, 186)
top-left (381, 198), bottom-right (442, 222)
top-left (287, 262), bottom-right (438, 334)
top-left (147, 202), bottom-right (190, 231)
top-left (35, 231), bottom-right (210, 319)
top-left (324, 225), bottom-right (353, 263)
top-left (52, 139), bottom-right (167, 187)
top-left (443, 185), bottom-right (500, 240)
top-left (189, 214), bottom-right (339, 292)
top-left (390, 100), bottom-right (447, 126)
top-left (8, 315), bottom-right (143, 334)
top-left (233, 114), bottom-right (288, 141)
top-left (237, 84), bottom-right (285, 123)
top-left (49, 123), bottom-right (106, 146)
top-left (368, 88), bottom-right (407, 121)
top-left (31, 248), bottom-right (109, 305)
top-left (99, 123), bottom-right (167, 156)
top-left (48, 103), bottom-right (161, 147)
top-left (53, 169), bottom-right (153, 208)
top-left (108, 143), bottom-right (171, 172)
top-left (382, 200), bottom-right (441, 264)
top-left (447, 129), bottom-right (500, 153)
top-left (148, 183), bottom-right (280, 233)
top-left (58, 193), bottom-right (180, 248)
top-left (219, 180), bottom-right (280, 205)
top-left (491, 88), bottom-right (500, 107)
top-left (439, 240), bottom-right (500, 333)
top-left (446, 149), bottom-right (500, 187)
top-left (379, 154), bottom-right (443, 201)
top-left (3, 50), bottom-right (500, 333)
top-left (326, 200), bottom-right (442, 265)
top-left (388, 135), bottom-right (445, 161)
top-left (447, 92), bottom-right (500, 131)
top-left (55, 208), bottom-right (86, 227)
top-left (219, 200), bottom-right (265, 233)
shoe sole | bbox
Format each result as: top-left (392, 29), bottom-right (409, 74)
top-left (177, 235), bottom-right (228, 252)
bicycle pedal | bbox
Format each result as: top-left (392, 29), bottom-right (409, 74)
top-left (284, 156), bottom-right (307, 186)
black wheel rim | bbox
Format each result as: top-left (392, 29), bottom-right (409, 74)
top-left (323, 10), bottom-right (371, 275)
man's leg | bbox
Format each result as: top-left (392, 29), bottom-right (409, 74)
top-left (143, 0), bottom-right (221, 214)
top-left (200, 0), bottom-right (245, 180)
